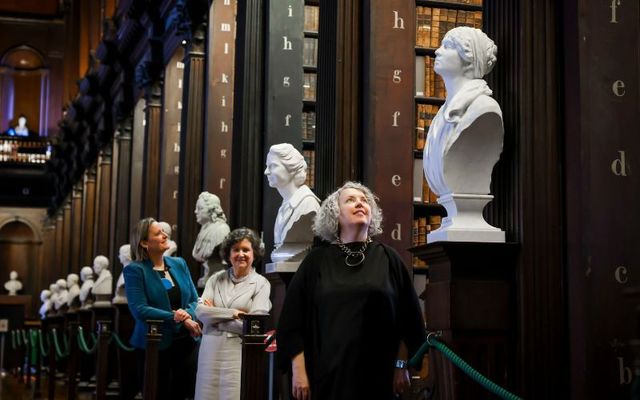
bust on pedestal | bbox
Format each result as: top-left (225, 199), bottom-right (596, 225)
top-left (263, 143), bottom-right (320, 272)
top-left (423, 27), bottom-right (504, 243)
top-left (79, 266), bottom-right (95, 309)
top-left (4, 270), bottom-right (22, 295)
top-left (92, 255), bottom-right (112, 307)
top-left (66, 273), bottom-right (81, 311)
top-left (48, 283), bottom-right (59, 316)
top-left (112, 244), bottom-right (132, 304)
top-left (54, 278), bottom-right (69, 314)
top-left (158, 221), bottom-right (178, 257)
top-left (192, 192), bottom-right (230, 288)
top-left (39, 289), bottom-right (52, 320)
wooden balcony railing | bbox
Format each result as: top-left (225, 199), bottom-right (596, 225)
top-left (0, 137), bottom-right (51, 164)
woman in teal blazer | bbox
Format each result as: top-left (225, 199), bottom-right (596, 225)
top-left (124, 217), bottom-right (202, 400)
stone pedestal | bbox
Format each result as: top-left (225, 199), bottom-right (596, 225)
top-left (264, 261), bottom-right (302, 274)
top-left (428, 194), bottom-right (505, 243)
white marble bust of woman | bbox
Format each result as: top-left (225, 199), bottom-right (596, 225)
top-left (423, 27), bottom-right (504, 242)
top-left (4, 270), bottom-right (22, 295)
top-left (112, 244), bottom-right (132, 304)
top-left (193, 192), bottom-right (231, 287)
top-left (264, 143), bottom-right (320, 262)
top-left (79, 266), bottom-right (95, 309)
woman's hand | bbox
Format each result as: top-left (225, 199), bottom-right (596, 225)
top-left (203, 298), bottom-right (214, 307)
top-left (173, 308), bottom-right (191, 322)
top-left (232, 309), bottom-right (246, 319)
top-left (393, 367), bottom-right (410, 397)
top-left (183, 319), bottom-right (202, 337)
top-left (292, 353), bottom-right (310, 400)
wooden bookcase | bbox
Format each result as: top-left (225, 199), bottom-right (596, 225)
top-left (302, 0), bottom-right (319, 189)
top-left (411, 0), bottom-right (483, 271)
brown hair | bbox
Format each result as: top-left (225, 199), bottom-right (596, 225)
top-left (219, 227), bottom-right (264, 266)
top-left (130, 217), bottom-right (156, 261)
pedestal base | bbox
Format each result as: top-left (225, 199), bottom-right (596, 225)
top-left (265, 261), bottom-right (301, 274)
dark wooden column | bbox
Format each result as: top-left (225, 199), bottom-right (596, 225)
top-left (483, 1), bottom-right (565, 398)
top-left (178, 15), bottom-right (207, 279)
top-left (54, 209), bottom-right (65, 278)
top-left (230, 0), bottom-right (265, 230)
top-left (40, 219), bottom-right (57, 292)
top-left (141, 81), bottom-right (163, 220)
top-left (81, 164), bottom-right (97, 266)
top-left (70, 181), bottom-right (83, 272)
top-left (315, 0), bottom-right (362, 197)
top-left (61, 197), bottom-right (72, 274)
top-left (111, 118), bottom-right (133, 279)
top-left (94, 145), bottom-right (113, 257)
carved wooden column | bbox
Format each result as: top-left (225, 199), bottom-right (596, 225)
top-left (141, 81), bottom-right (163, 220)
top-left (54, 209), bottom-right (65, 278)
top-left (315, 0), bottom-right (362, 197)
top-left (61, 197), bottom-right (73, 274)
top-left (81, 164), bottom-right (97, 266)
top-left (40, 218), bottom-right (57, 292)
top-left (111, 118), bottom-right (133, 279)
top-left (70, 181), bottom-right (84, 272)
top-left (94, 145), bottom-right (113, 257)
top-left (230, 0), bottom-right (265, 230)
top-left (178, 12), bottom-right (207, 279)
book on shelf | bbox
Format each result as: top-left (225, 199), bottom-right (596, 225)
top-left (413, 159), bottom-right (424, 202)
top-left (303, 73), bottom-right (317, 101)
top-left (415, 104), bottom-right (440, 150)
top-left (302, 111), bottom-right (316, 140)
top-left (303, 37), bottom-right (318, 67)
top-left (304, 5), bottom-right (319, 33)
top-left (303, 149), bottom-right (315, 188)
top-left (415, 7), bottom-right (483, 49)
top-left (437, 0), bottom-right (482, 5)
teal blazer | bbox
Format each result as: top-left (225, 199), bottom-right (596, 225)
top-left (123, 256), bottom-right (199, 350)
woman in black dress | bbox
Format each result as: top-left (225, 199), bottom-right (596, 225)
top-left (278, 181), bottom-right (426, 400)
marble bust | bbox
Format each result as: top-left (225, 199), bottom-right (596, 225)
top-left (66, 273), bottom-right (80, 310)
top-left (158, 221), bottom-right (178, 257)
top-left (112, 244), bottom-right (132, 304)
top-left (264, 143), bottom-right (320, 263)
top-left (39, 289), bottom-right (52, 320)
top-left (79, 266), bottom-right (95, 309)
top-left (423, 27), bottom-right (505, 243)
top-left (11, 115), bottom-right (30, 137)
top-left (48, 283), bottom-right (59, 315)
top-left (4, 270), bottom-right (22, 295)
top-left (192, 192), bottom-right (230, 288)
top-left (92, 255), bottom-right (112, 306)
top-left (54, 278), bottom-right (69, 313)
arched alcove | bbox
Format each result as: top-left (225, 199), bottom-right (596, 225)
top-left (0, 219), bottom-right (39, 297)
top-left (0, 45), bottom-right (49, 136)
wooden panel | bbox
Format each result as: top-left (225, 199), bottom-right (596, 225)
top-left (61, 198), bottom-right (72, 274)
top-left (129, 99), bottom-right (146, 228)
top-left (362, 0), bottom-right (414, 264)
top-left (111, 119), bottom-right (133, 279)
top-left (70, 181), bottom-right (83, 272)
top-left (142, 83), bottom-right (162, 219)
top-left (0, 0), bottom-right (59, 16)
top-left (81, 165), bottom-right (97, 266)
top-left (94, 146), bottom-right (112, 257)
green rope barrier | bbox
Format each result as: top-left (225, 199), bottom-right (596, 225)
top-left (111, 332), bottom-right (135, 352)
top-left (10, 331), bottom-right (16, 350)
top-left (29, 330), bottom-right (38, 365)
top-left (15, 330), bottom-right (22, 347)
top-left (38, 329), bottom-right (49, 357)
top-left (21, 329), bottom-right (28, 345)
top-left (409, 333), bottom-right (523, 400)
top-left (77, 326), bottom-right (98, 354)
top-left (50, 329), bottom-right (69, 358)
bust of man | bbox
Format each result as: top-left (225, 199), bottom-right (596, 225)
top-left (92, 255), bottom-right (112, 306)
top-left (48, 283), bottom-right (59, 316)
top-left (4, 270), bottom-right (22, 295)
top-left (79, 266), bottom-right (95, 309)
top-left (112, 244), bottom-right (132, 304)
top-left (54, 278), bottom-right (69, 312)
top-left (264, 143), bottom-right (320, 262)
top-left (192, 191), bottom-right (230, 288)
top-left (423, 27), bottom-right (504, 243)
top-left (66, 273), bottom-right (81, 310)
top-left (158, 221), bottom-right (178, 257)
top-left (39, 289), bottom-right (52, 320)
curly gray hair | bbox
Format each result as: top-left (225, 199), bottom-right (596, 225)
top-left (198, 191), bottom-right (227, 222)
top-left (312, 181), bottom-right (383, 242)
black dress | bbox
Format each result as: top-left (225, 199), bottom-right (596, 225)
top-left (277, 241), bottom-right (426, 400)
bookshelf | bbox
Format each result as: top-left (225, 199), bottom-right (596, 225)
top-left (302, 1), bottom-right (319, 189)
top-left (411, 0), bottom-right (483, 269)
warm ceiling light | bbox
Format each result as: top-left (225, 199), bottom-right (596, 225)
top-left (19, 59), bottom-right (28, 65)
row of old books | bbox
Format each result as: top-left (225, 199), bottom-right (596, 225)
top-left (303, 149), bottom-right (315, 188)
top-left (413, 160), bottom-right (438, 204)
top-left (438, 0), bottom-right (482, 4)
top-left (416, 56), bottom-right (446, 98)
top-left (303, 37), bottom-right (318, 67)
top-left (302, 111), bottom-right (316, 141)
top-left (416, 7), bottom-right (483, 49)
top-left (303, 73), bottom-right (317, 101)
top-left (304, 5), bottom-right (319, 32)
top-left (415, 104), bottom-right (440, 150)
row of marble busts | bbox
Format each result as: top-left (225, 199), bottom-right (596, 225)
top-left (38, 255), bottom-right (112, 319)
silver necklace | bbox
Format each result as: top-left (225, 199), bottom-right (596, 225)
top-left (336, 237), bottom-right (372, 267)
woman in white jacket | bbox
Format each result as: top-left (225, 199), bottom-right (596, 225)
top-left (194, 228), bottom-right (271, 400)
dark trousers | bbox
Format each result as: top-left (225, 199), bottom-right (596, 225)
top-left (138, 335), bottom-right (199, 400)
